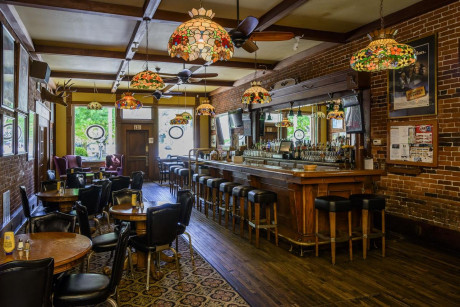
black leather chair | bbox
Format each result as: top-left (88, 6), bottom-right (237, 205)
top-left (75, 202), bottom-right (131, 273)
top-left (112, 188), bottom-right (143, 206)
top-left (47, 169), bottom-right (56, 181)
top-left (53, 223), bottom-right (131, 307)
top-left (0, 258), bottom-right (54, 307)
top-left (130, 171), bottom-right (144, 190)
top-left (41, 180), bottom-right (58, 191)
top-left (66, 173), bottom-right (86, 189)
top-left (78, 185), bottom-right (103, 233)
top-left (20, 185), bottom-right (48, 233)
top-left (176, 190), bottom-right (195, 266)
top-left (31, 212), bottom-right (77, 233)
top-left (94, 179), bottom-right (113, 230)
top-left (129, 203), bottom-right (181, 290)
top-left (109, 176), bottom-right (131, 204)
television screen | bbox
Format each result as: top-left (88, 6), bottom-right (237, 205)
top-left (345, 104), bottom-right (364, 133)
top-left (229, 108), bottom-right (243, 128)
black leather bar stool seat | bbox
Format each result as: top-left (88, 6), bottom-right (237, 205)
top-left (206, 178), bottom-right (226, 188)
top-left (314, 195), bottom-right (353, 265)
top-left (218, 182), bottom-right (240, 227)
top-left (247, 190), bottom-right (278, 248)
top-left (205, 178), bottom-right (227, 220)
top-left (349, 194), bottom-right (386, 259)
top-left (232, 185), bottom-right (255, 236)
top-left (169, 165), bottom-right (182, 194)
top-left (198, 176), bottom-right (213, 212)
top-left (173, 167), bottom-right (187, 196)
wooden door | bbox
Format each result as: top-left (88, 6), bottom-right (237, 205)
top-left (125, 130), bottom-right (149, 177)
top-left (37, 126), bottom-right (48, 185)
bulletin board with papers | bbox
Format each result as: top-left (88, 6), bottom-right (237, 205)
top-left (386, 119), bottom-right (437, 167)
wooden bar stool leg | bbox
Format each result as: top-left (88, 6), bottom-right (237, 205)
top-left (255, 202), bottom-right (261, 248)
top-left (348, 210), bottom-right (353, 261)
top-left (239, 197), bottom-right (245, 237)
top-left (266, 204), bottom-right (271, 241)
top-left (212, 188), bottom-right (216, 221)
top-left (195, 183), bottom-right (200, 210)
top-left (273, 202), bottom-right (278, 246)
top-left (362, 209), bottom-right (369, 259)
top-left (330, 212), bottom-right (336, 265)
top-left (232, 195), bottom-right (237, 233)
top-left (204, 187), bottom-right (209, 218)
top-left (225, 193), bottom-right (230, 228)
top-left (218, 191), bottom-right (222, 225)
top-left (382, 209), bottom-right (386, 257)
top-left (315, 209), bottom-right (319, 257)
top-left (248, 200), bottom-right (252, 243)
top-left (368, 211), bottom-right (372, 251)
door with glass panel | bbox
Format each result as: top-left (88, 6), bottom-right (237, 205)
top-left (158, 107), bottom-right (194, 158)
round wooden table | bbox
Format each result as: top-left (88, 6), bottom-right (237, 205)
top-left (110, 201), bottom-right (172, 279)
top-left (36, 189), bottom-right (79, 213)
top-left (0, 232), bottom-right (92, 274)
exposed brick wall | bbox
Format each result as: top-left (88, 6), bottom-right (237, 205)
top-left (211, 2), bottom-right (460, 231)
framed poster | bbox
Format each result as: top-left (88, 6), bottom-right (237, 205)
top-left (17, 113), bottom-right (26, 153)
top-left (388, 34), bottom-right (437, 118)
top-left (18, 44), bottom-right (29, 112)
top-left (386, 119), bottom-right (437, 167)
top-left (2, 25), bottom-right (15, 110)
top-left (332, 119), bottom-right (343, 129)
top-left (28, 111), bottom-right (35, 160)
top-left (2, 114), bottom-right (14, 156)
top-left (210, 117), bottom-right (216, 131)
top-left (210, 134), bottom-right (217, 148)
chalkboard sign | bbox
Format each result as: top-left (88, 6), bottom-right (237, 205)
top-left (242, 113), bottom-right (251, 136)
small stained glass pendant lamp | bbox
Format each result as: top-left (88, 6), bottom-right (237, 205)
top-left (275, 113), bottom-right (293, 128)
top-left (196, 66), bottom-right (215, 116)
top-left (326, 100), bottom-right (345, 120)
top-left (168, 4), bottom-right (234, 63)
top-left (87, 82), bottom-right (102, 110)
top-left (181, 86), bottom-right (193, 120)
top-left (242, 51), bottom-right (272, 104)
top-left (116, 60), bottom-right (143, 109)
top-left (170, 114), bottom-right (189, 125)
top-left (350, 0), bottom-right (416, 72)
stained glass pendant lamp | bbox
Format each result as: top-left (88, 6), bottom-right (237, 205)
top-left (350, 0), bottom-right (416, 72)
top-left (116, 60), bottom-right (143, 109)
top-left (326, 100), bottom-right (345, 120)
top-left (181, 86), bottom-right (193, 120)
top-left (131, 19), bottom-right (165, 90)
top-left (87, 83), bottom-right (102, 110)
top-left (196, 66), bottom-right (215, 116)
top-left (168, 2), bottom-right (234, 63)
top-left (170, 114), bottom-right (189, 125)
top-left (242, 51), bottom-right (272, 104)
top-left (275, 112), bottom-right (293, 128)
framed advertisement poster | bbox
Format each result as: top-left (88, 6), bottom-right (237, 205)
top-left (2, 114), bottom-right (14, 156)
top-left (28, 111), bottom-right (35, 160)
top-left (18, 44), bottom-right (29, 112)
top-left (17, 113), bottom-right (26, 153)
top-left (2, 25), bottom-right (15, 110)
top-left (388, 34), bottom-right (437, 118)
top-left (386, 119), bottom-right (437, 167)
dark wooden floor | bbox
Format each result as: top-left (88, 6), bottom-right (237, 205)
top-left (144, 183), bottom-right (460, 307)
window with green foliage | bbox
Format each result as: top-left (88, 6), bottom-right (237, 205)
top-left (287, 115), bottom-right (312, 143)
top-left (74, 106), bottom-right (116, 161)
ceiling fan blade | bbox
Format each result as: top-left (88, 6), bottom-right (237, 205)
top-left (191, 73), bottom-right (218, 78)
top-left (162, 84), bottom-right (176, 93)
top-left (162, 77), bottom-right (179, 84)
top-left (242, 39), bottom-right (259, 53)
top-left (236, 16), bottom-right (259, 36)
top-left (249, 31), bottom-right (295, 41)
top-left (157, 72), bottom-right (177, 77)
top-left (189, 78), bottom-right (203, 83)
top-left (188, 65), bottom-right (202, 73)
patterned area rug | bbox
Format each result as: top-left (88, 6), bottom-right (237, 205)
top-left (87, 235), bottom-right (249, 307)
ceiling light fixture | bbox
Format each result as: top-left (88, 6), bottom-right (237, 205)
top-left (296, 106), bottom-right (302, 117)
top-left (87, 82), bottom-right (102, 110)
top-left (288, 102), bottom-right (294, 117)
top-left (326, 100), bottom-right (345, 120)
top-left (131, 18), bottom-right (165, 90)
top-left (275, 114), bottom-right (294, 128)
top-left (168, 1), bottom-right (234, 63)
top-left (350, 0), bottom-right (416, 72)
top-left (181, 86), bottom-right (193, 121)
top-left (116, 60), bottom-right (142, 109)
top-left (242, 50), bottom-right (272, 104)
top-left (196, 66), bottom-right (215, 116)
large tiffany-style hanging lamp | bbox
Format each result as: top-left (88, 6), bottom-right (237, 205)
top-left (116, 60), bottom-right (143, 109)
top-left (168, 4), bottom-right (234, 63)
top-left (131, 19), bottom-right (165, 90)
top-left (242, 51), bottom-right (272, 104)
top-left (350, 0), bottom-right (416, 72)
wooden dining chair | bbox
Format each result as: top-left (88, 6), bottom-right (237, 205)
top-left (0, 258), bottom-right (54, 307)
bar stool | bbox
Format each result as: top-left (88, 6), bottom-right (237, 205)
top-left (169, 165), bottom-right (182, 194)
top-left (232, 185), bottom-right (255, 237)
top-left (198, 176), bottom-right (213, 212)
top-left (314, 195), bottom-right (353, 265)
top-left (349, 194), bottom-right (386, 259)
top-left (192, 174), bottom-right (204, 208)
top-left (178, 168), bottom-right (192, 192)
top-left (247, 190), bottom-right (278, 248)
top-left (218, 182), bottom-right (239, 227)
top-left (173, 167), bottom-right (185, 196)
top-left (206, 178), bottom-right (226, 220)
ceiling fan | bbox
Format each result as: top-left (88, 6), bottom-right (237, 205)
top-left (159, 64), bottom-right (218, 85)
top-left (229, 0), bottom-right (295, 53)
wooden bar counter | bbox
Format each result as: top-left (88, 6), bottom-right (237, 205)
top-left (204, 160), bottom-right (385, 247)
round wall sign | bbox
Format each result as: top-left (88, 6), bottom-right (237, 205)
top-left (294, 129), bottom-right (305, 140)
top-left (86, 124), bottom-right (105, 140)
top-left (168, 126), bottom-right (184, 139)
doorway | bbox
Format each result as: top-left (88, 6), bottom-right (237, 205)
top-left (125, 130), bottom-right (149, 176)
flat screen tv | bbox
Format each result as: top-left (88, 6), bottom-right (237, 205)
top-left (228, 108), bottom-right (243, 128)
top-left (342, 94), bottom-right (364, 133)
top-left (215, 113), bottom-right (231, 146)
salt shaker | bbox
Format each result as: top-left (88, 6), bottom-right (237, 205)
top-left (24, 239), bottom-right (30, 251)
top-left (17, 239), bottom-right (24, 251)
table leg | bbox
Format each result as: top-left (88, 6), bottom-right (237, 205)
top-left (58, 201), bottom-right (75, 213)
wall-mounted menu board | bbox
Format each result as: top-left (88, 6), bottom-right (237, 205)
top-left (386, 119), bottom-right (437, 167)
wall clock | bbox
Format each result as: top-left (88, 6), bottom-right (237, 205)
top-left (294, 129), bottom-right (305, 140)
top-left (86, 124), bottom-right (105, 140)
top-left (168, 126), bottom-right (184, 139)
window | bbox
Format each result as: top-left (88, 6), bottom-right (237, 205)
top-left (74, 106), bottom-right (116, 161)
top-left (287, 115), bottom-right (312, 143)
top-left (122, 107), bottom-right (152, 120)
top-left (158, 107), bottom-right (194, 158)
top-left (216, 113), bottom-right (231, 147)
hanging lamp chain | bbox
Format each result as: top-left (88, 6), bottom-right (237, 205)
top-left (380, 0), bottom-right (384, 30)
top-left (127, 60), bottom-right (130, 91)
top-left (204, 66), bottom-right (207, 98)
top-left (145, 18), bottom-right (150, 70)
top-left (253, 50), bottom-right (258, 80)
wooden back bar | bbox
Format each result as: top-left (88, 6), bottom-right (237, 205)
top-left (205, 160), bottom-right (385, 246)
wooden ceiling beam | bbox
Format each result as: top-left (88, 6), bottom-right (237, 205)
top-left (33, 43), bottom-right (276, 70)
top-left (2, 0), bottom-right (143, 19)
top-left (73, 87), bottom-right (206, 96)
top-left (345, 0), bottom-right (458, 42)
top-left (255, 0), bottom-right (309, 32)
top-left (51, 71), bottom-right (234, 87)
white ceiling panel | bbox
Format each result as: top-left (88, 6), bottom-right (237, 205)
top-left (41, 54), bottom-right (121, 74)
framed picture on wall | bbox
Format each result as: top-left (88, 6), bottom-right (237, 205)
top-left (388, 34), bottom-right (437, 118)
top-left (1, 25), bottom-right (15, 110)
top-left (28, 111), bottom-right (35, 160)
top-left (210, 117), bottom-right (216, 131)
top-left (211, 134), bottom-right (217, 147)
top-left (2, 114), bottom-right (14, 156)
top-left (17, 113), bottom-right (26, 153)
top-left (332, 119), bottom-right (343, 129)
top-left (18, 44), bottom-right (29, 112)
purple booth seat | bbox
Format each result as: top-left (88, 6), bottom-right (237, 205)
top-left (53, 156), bottom-right (67, 177)
top-left (64, 155), bottom-right (91, 172)
top-left (100, 154), bottom-right (124, 176)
